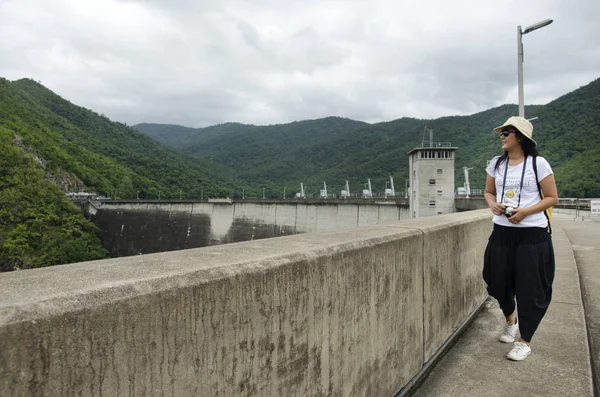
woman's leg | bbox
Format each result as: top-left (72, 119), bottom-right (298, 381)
top-left (483, 238), bottom-right (517, 318)
top-left (514, 237), bottom-right (555, 342)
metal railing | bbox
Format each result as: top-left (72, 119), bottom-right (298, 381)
top-left (556, 198), bottom-right (597, 210)
top-left (415, 142), bottom-right (454, 148)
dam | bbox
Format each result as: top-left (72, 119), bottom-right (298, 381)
top-left (85, 198), bottom-right (414, 257)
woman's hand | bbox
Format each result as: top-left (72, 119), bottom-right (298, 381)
top-left (506, 207), bottom-right (528, 224)
top-left (489, 202), bottom-right (506, 216)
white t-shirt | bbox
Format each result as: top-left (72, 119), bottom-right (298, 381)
top-left (486, 155), bottom-right (553, 228)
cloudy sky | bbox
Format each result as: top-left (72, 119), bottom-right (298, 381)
top-left (1, 0), bottom-right (599, 127)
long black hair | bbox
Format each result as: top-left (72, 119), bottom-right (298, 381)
top-left (494, 130), bottom-right (539, 171)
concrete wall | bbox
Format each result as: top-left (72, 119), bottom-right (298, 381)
top-left (90, 201), bottom-right (411, 257)
top-left (454, 196), bottom-right (486, 212)
top-left (0, 210), bottom-right (491, 397)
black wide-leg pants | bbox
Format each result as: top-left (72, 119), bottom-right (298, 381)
top-left (483, 224), bottom-right (555, 342)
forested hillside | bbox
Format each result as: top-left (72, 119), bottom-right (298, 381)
top-left (135, 78), bottom-right (600, 198)
top-left (2, 76), bottom-right (598, 271)
top-left (0, 78), bottom-right (231, 271)
top-left (0, 126), bottom-right (108, 271)
top-left (1, 78), bottom-right (231, 199)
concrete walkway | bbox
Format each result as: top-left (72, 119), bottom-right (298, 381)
top-left (411, 213), bottom-right (598, 397)
top-left (557, 213), bottom-right (600, 394)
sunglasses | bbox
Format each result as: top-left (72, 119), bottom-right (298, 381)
top-left (500, 129), bottom-right (516, 137)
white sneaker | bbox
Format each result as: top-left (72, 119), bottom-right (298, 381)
top-left (507, 342), bottom-right (531, 361)
top-left (498, 319), bottom-right (519, 343)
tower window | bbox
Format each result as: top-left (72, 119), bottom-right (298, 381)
top-left (429, 179), bottom-right (436, 185)
top-left (429, 200), bottom-right (436, 207)
top-left (437, 169), bottom-right (443, 175)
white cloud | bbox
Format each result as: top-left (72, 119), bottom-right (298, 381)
top-left (1, 0), bottom-right (599, 127)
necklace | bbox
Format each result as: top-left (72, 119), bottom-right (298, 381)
top-left (500, 155), bottom-right (528, 208)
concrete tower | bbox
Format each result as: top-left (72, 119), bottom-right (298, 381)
top-left (407, 128), bottom-right (458, 218)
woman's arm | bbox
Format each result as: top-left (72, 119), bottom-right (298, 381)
top-left (485, 174), bottom-right (505, 216)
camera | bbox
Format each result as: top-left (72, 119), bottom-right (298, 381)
top-left (504, 206), bottom-right (516, 218)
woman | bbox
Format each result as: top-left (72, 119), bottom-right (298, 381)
top-left (483, 116), bottom-right (558, 361)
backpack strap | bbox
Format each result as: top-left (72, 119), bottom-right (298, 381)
top-left (533, 156), bottom-right (552, 234)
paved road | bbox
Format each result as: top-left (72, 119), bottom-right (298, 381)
top-left (411, 213), bottom-right (598, 397)
top-left (557, 213), bottom-right (600, 395)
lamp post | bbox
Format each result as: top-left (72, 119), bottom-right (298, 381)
top-left (283, 186), bottom-right (286, 199)
top-left (405, 179), bottom-right (410, 199)
top-left (463, 167), bottom-right (474, 198)
top-left (242, 189), bottom-right (245, 200)
top-left (518, 18), bottom-right (553, 117)
top-left (262, 187), bottom-right (265, 200)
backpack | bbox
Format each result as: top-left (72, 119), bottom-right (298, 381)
top-left (532, 156), bottom-right (553, 233)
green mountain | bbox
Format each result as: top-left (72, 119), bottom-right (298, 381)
top-left (1, 78), bottom-right (231, 199)
top-left (134, 78), bottom-right (600, 198)
top-left (132, 122), bottom-right (263, 152)
top-left (0, 78), bottom-right (232, 271)
top-left (0, 127), bottom-right (108, 271)
top-left (2, 76), bottom-right (597, 271)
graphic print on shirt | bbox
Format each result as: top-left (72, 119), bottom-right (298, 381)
top-left (496, 165), bottom-right (534, 207)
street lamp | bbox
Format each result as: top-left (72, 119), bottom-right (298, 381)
top-left (518, 18), bottom-right (553, 117)
top-left (283, 186), bottom-right (286, 199)
top-left (262, 187), bottom-right (265, 200)
top-left (405, 179), bottom-right (410, 199)
top-left (463, 167), bottom-right (474, 198)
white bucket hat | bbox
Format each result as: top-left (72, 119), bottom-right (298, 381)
top-left (493, 116), bottom-right (536, 145)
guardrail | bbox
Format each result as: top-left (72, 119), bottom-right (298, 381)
top-left (414, 142), bottom-right (454, 148)
top-left (556, 198), bottom-right (598, 211)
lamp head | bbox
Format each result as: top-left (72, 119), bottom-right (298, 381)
top-left (523, 19), bottom-right (553, 34)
